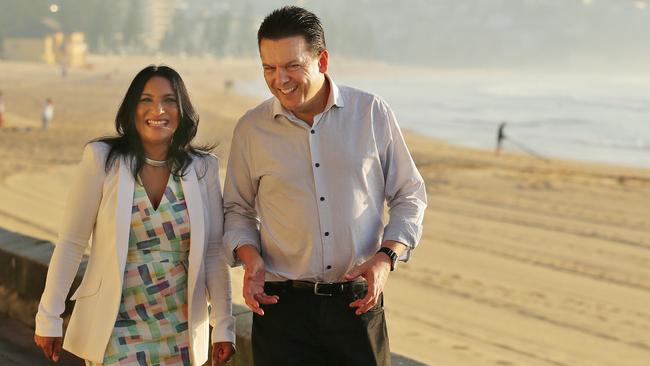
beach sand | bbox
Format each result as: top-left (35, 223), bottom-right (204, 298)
top-left (1, 57), bottom-right (649, 365)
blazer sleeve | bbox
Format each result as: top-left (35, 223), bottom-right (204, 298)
top-left (203, 156), bottom-right (236, 344)
top-left (35, 142), bottom-right (107, 336)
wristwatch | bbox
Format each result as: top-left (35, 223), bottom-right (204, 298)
top-left (377, 247), bottom-right (398, 271)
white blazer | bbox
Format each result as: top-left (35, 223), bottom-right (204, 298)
top-left (35, 142), bottom-right (235, 365)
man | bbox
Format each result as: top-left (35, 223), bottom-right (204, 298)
top-left (496, 122), bottom-right (507, 155)
top-left (223, 6), bottom-right (427, 365)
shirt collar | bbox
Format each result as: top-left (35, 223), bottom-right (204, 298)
top-left (272, 74), bottom-right (345, 121)
top-left (325, 74), bottom-right (345, 110)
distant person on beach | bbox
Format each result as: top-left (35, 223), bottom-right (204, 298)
top-left (42, 98), bottom-right (54, 130)
top-left (224, 79), bottom-right (233, 94)
top-left (34, 65), bottom-right (235, 365)
top-left (223, 6), bottom-right (427, 365)
top-left (0, 91), bottom-right (5, 128)
top-left (496, 121), bottom-right (507, 155)
top-left (60, 60), bottom-right (68, 78)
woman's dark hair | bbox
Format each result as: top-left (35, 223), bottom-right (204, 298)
top-left (93, 65), bottom-right (213, 179)
top-left (257, 6), bottom-right (326, 56)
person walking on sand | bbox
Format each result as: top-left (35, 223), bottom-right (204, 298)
top-left (223, 6), bottom-right (427, 365)
top-left (42, 98), bottom-right (54, 130)
top-left (496, 122), bottom-right (507, 155)
top-left (34, 65), bottom-right (235, 365)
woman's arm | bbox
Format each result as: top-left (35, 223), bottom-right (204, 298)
top-left (203, 156), bottom-right (236, 345)
top-left (35, 143), bottom-right (107, 337)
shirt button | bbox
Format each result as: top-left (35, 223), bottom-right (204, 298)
top-left (324, 232), bottom-right (330, 236)
top-left (320, 197), bottom-right (325, 201)
top-left (315, 163), bottom-right (320, 167)
top-left (310, 129), bottom-right (315, 134)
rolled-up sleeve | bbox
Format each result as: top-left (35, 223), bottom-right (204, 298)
top-left (223, 122), bottom-right (262, 257)
top-left (377, 100), bottom-right (427, 260)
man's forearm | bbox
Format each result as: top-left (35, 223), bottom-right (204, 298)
top-left (235, 244), bottom-right (264, 269)
top-left (374, 240), bottom-right (409, 271)
top-left (380, 240), bottom-right (408, 257)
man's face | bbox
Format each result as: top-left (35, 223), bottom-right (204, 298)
top-left (259, 36), bottom-right (328, 117)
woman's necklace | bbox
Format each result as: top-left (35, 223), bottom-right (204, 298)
top-left (144, 157), bottom-right (168, 167)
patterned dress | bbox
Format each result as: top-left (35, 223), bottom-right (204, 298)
top-left (92, 175), bottom-right (191, 366)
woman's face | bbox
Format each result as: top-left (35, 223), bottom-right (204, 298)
top-left (134, 76), bottom-right (179, 150)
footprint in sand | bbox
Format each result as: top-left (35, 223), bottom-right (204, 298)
top-left (451, 344), bottom-right (469, 351)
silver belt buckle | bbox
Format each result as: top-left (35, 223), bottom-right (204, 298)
top-left (313, 282), bottom-right (339, 296)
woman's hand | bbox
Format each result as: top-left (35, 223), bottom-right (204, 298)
top-left (34, 334), bottom-right (63, 362)
top-left (212, 341), bottom-right (235, 365)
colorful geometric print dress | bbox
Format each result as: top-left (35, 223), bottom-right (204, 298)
top-left (92, 175), bottom-right (192, 366)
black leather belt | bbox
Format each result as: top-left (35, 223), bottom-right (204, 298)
top-left (265, 280), bottom-right (367, 297)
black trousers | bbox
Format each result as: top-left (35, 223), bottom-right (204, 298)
top-left (252, 282), bottom-right (391, 366)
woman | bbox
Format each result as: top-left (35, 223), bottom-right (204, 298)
top-left (34, 65), bottom-right (235, 365)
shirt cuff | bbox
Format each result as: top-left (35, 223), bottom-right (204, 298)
top-left (382, 221), bottom-right (423, 261)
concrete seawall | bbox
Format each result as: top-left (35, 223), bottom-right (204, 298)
top-left (0, 226), bottom-right (425, 365)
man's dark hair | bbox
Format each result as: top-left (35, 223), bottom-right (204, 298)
top-left (257, 6), bottom-right (326, 55)
top-left (93, 65), bottom-right (213, 179)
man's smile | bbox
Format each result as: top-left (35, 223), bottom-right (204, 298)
top-left (278, 86), bottom-right (297, 95)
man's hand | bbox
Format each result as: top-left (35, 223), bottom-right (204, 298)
top-left (211, 341), bottom-right (235, 365)
top-left (344, 253), bottom-right (391, 315)
top-left (34, 334), bottom-right (62, 362)
top-left (236, 245), bottom-right (279, 316)
top-left (345, 241), bottom-right (407, 315)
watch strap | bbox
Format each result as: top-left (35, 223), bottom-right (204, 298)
top-left (377, 247), bottom-right (398, 271)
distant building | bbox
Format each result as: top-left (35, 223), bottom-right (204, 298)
top-left (142, 0), bottom-right (176, 51)
top-left (59, 32), bottom-right (88, 68)
top-left (2, 17), bottom-right (88, 67)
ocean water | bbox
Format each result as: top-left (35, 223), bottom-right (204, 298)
top-left (235, 71), bottom-right (650, 169)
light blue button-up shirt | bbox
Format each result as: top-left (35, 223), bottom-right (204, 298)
top-left (223, 77), bottom-right (427, 282)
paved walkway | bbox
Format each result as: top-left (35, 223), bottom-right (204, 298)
top-left (0, 315), bottom-right (82, 365)
top-left (0, 340), bottom-right (47, 366)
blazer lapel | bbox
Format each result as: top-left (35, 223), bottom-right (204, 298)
top-left (182, 159), bottom-right (205, 298)
top-left (115, 157), bottom-right (135, 288)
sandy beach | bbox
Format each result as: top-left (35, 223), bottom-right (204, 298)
top-left (1, 57), bottom-right (649, 366)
